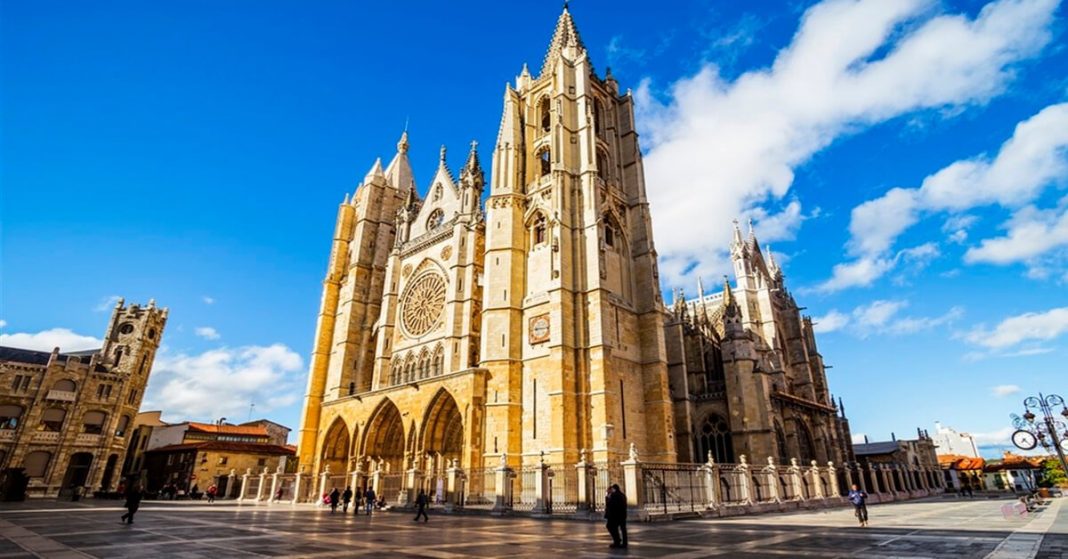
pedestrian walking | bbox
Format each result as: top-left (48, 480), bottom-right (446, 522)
top-left (604, 484), bottom-right (628, 548)
top-left (353, 487), bottom-right (363, 515)
top-left (848, 484), bottom-right (869, 527)
top-left (364, 487), bottom-right (376, 515)
top-left (206, 484), bottom-right (217, 504)
top-left (342, 487), bottom-right (353, 513)
top-left (120, 483), bottom-right (143, 525)
top-left (329, 488), bottom-right (340, 514)
top-left (414, 489), bottom-right (429, 522)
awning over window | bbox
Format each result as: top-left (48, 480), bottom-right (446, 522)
top-left (41, 408), bottom-right (66, 422)
top-left (0, 405), bottom-right (22, 418)
top-left (23, 451), bottom-right (51, 477)
top-left (83, 411), bottom-right (106, 425)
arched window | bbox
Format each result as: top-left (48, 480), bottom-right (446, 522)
top-left (82, 411), bottom-right (107, 434)
top-left (775, 424), bottom-right (789, 464)
top-left (596, 150), bottom-right (609, 181)
top-left (539, 97), bottom-right (551, 132)
top-left (114, 346), bottom-right (124, 364)
top-left (115, 415), bottom-right (130, 437)
top-left (52, 379), bottom-right (76, 392)
top-left (0, 405), bottom-right (23, 429)
top-left (697, 414), bottom-right (734, 463)
top-left (419, 351), bottom-right (430, 380)
top-left (433, 346), bottom-right (444, 376)
top-left (427, 209), bottom-right (444, 230)
top-left (593, 100), bottom-right (604, 136)
top-left (604, 221), bottom-right (616, 248)
top-left (433, 183), bottom-right (443, 201)
top-left (23, 451), bottom-right (51, 478)
top-left (797, 423), bottom-right (816, 463)
top-left (532, 214), bottom-right (547, 246)
top-left (538, 148), bottom-right (551, 177)
top-left (41, 408), bottom-right (66, 432)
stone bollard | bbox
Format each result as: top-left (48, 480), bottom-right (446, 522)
top-left (237, 468), bottom-right (251, 502)
top-left (492, 453), bottom-right (514, 515)
top-left (703, 452), bottom-right (721, 509)
top-left (269, 465), bottom-right (281, 503)
top-left (445, 459), bottom-right (463, 512)
top-left (227, 469), bottom-right (237, 500)
top-left (808, 461), bottom-right (823, 499)
top-left (737, 455), bottom-right (752, 505)
top-left (292, 471), bottom-right (303, 504)
top-left (534, 452), bottom-right (552, 516)
top-left (575, 449), bottom-right (595, 515)
top-left (255, 468), bottom-right (268, 502)
top-left (764, 457), bottom-right (780, 503)
top-left (318, 465), bottom-right (330, 507)
top-left (621, 443), bottom-right (647, 520)
top-left (404, 465), bottom-right (423, 506)
top-left (827, 462), bottom-right (840, 498)
top-left (789, 459), bottom-right (804, 501)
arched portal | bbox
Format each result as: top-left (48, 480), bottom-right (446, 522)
top-left (321, 418), bottom-right (350, 475)
top-left (797, 421), bottom-right (816, 463)
top-left (59, 452), bottom-right (93, 498)
top-left (362, 399), bottom-right (405, 473)
top-left (421, 389), bottom-right (464, 471)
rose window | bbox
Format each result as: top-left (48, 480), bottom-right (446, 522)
top-left (400, 273), bottom-right (446, 337)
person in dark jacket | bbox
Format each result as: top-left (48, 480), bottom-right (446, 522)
top-left (342, 487), bottom-right (353, 513)
top-left (328, 488), bottom-right (340, 514)
top-left (847, 484), bottom-right (869, 526)
top-left (363, 487), bottom-right (376, 515)
top-left (352, 487), bottom-right (363, 515)
top-left (604, 484), bottom-right (628, 548)
top-left (414, 489), bottom-right (429, 522)
top-left (120, 483), bottom-right (143, 525)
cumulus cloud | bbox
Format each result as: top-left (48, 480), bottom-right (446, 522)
top-left (971, 426), bottom-right (1014, 447)
top-left (0, 320), bottom-right (6, 329)
top-left (94, 295), bottom-right (123, 313)
top-left (194, 327), bottom-right (221, 340)
top-left (991, 384), bottom-right (1021, 397)
top-left (964, 306), bottom-right (1068, 349)
top-left (814, 299), bottom-right (963, 337)
top-left (636, 0), bottom-right (1059, 288)
top-left (202, 296), bottom-right (216, 305)
top-left (0, 328), bottom-right (102, 352)
top-left (825, 103), bottom-right (1068, 290)
top-left (143, 344), bottom-right (304, 422)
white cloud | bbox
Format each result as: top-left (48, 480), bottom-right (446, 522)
top-left (143, 344), bottom-right (304, 422)
top-left (991, 384), bottom-right (1021, 397)
top-left (965, 197), bottom-right (1068, 266)
top-left (851, 433), bottom-right (868, 445)
top-left (202, 296), bottom-right (216, 305)
top-left (971, 426), bottom-right (1014, 446)
top-left (94, 295), bottom-right (123, 313)
top-left (827, 103), bottom-right (1068, 290)
top-left (636, 0), bottom-right (1058, 288)
top-left (0, 328), bottom-right (102, 352)
top-left (0, 320), bottom-right (6, 329)
top-left (964, 306), bottom-right (1068, 349)
top-left (853, 300), bottom-right (905, 329)
top-left (194, 326), bottom-right (221, 340)
top-left (812, 310), bottom-right (850, 333)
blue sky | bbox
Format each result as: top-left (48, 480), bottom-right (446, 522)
top-left (2, 0), bottom-right (1067, 456)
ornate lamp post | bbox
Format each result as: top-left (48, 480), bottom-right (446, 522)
top-left (1010, 393), bottom-right (1068, 477)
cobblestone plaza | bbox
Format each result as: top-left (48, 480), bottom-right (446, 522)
top-left (0, 497), bottom-right (1063, 558)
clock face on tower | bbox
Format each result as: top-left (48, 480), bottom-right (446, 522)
top-left (529, 314), bottom-right (550, 344)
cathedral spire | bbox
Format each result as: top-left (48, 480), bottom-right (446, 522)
top-left (722, 275), bottom-right (733, 306)
top-left (460, 140), bottom-right (484, 191)
top-left (385, 129), bottom-right (415, 192)
top-left (540, 4), bottom-right (586, 76)
top-left (730, 219), bottom-right (745, 257)
top-left (364, 157), bottom-right (385, 183)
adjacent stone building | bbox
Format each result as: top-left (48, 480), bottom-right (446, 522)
top-left (143, 441), bottom-right (294, 498)
top-left (296, 6), bottom-right (853, 499)
top-left (0, 299), bottom-right (166, 497)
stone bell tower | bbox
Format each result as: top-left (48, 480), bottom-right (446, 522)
top-left (480, 6), bottom-right (676, 465)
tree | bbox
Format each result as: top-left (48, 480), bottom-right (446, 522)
top-left (1038, 459), bottom-right (1067, 488)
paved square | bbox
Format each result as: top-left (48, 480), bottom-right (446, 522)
top-left (0, 497), bottom-right (1062, 558)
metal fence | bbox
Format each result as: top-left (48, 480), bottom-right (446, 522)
top-left (464, 468), bottom-right (496, 510)
top-left (241, 476), bottom-right (261, 500)
top-left (641, 462), bottom-right (708, 514)
top-left (511, 467), bottom-right (540, 512)
top-left (549, 464), bottom-right (579, 514)
top-left (592, 462), bottom-right (624, 512)
top-left (379, 473), bottom-right (403, 504)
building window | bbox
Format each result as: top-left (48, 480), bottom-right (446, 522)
top-left (539, 148), bottom-right (551, 177)
top-left (532, 214), bottom-right (547, 246)
top-left (82, 411), bottom-right (107, 435)
top-left (257, 458), bottom-right (266, 467)
top-left (127, 390), bottom-right (138, 405)
top-left (0, 405), bottom-right (23, 429)
top-left (433, 183), bottom-right (443, 201)
top-left (97, 384), bottom-right (113, 400)
top-left (52, 379), bottom-right (76, 393)
top-left (594, 100), bottom-right (604, 136)
top-left (115, 415), bottom-right (130, 437)
top-left (696, 414), bottom-right (734, 464)
top-left (604, 224), bottom-right (615, 248)
top-left (23, 451), bottom-right (51, 478)
top-left (41, 408), bottom-right (66, 432)
top-left (597, 150), bottom-right (608, 181)
top-left (219, 456), bottom-right (228, 465)
top-left (427, 208), bottom-right (444, 230)
top-left (539, 97), bottom-right (551, 132)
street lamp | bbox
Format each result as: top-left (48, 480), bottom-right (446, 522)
top-left (1010, 393), bottom-right (1068, 479)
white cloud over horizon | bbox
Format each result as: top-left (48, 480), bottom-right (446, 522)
top-left (0, 328), bottom-right (103, 352)
top-left (143, 344), bottom-right (305, 423)
top-left (194, 326), bottom-right (221, 340)
top-left (94, 295), bottom-right (123, 313)
top-left (964, 306), bottom-right (1068, 350)
top-left (635, 0), bottom-right (1059, 288)
top-left (991, 384), bottom-right (1022, 397)
top-left (821, 102), bottom-right (1068, 291)
top-left (812, 299), bottom-right (963, 337)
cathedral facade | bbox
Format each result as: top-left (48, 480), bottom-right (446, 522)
top-left (297, 7), bottom-right (850, 491)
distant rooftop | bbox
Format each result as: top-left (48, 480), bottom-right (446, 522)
top-left (0, 346), bottom-right (100, 366)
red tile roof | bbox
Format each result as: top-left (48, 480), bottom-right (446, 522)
top-left (146, 441), bottom-right (295, 455)
top-left (186, 422), bottom-right (269, 437)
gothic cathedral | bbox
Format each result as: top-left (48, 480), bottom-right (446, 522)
top-left (297, 7), bottom-right (851, 490)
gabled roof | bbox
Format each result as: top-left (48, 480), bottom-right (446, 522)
top-left (938, 454), bottom-right (985, 470)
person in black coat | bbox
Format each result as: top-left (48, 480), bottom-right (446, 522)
top-left (414, 489), bottom-right (429, 522)
top-left (120, 483), bottom-right (143, 525)
top-left (604, 484), bottom-right (628, 548)
top-left (342, 487), bottom-right (353, 513)
top-left (328, 488), bottom-right (340, 514)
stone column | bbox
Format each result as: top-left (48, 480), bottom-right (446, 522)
top-left (349, 460), bottom-right (362, 496)
top-left (621, 444), bottom-right (647, 520)
top-left (318, 465), bottom-right (330, 506)
top-left (292, 471), bottom-right (303, 504)
top-left (255, 468), bottom-right (268, 502)
top-left (237, 468), bottom-right (251, 502)
top-left (403, 465), bottom-right (423, 506)
top-left (855, 463), bottom-right (867, 494)
top-left (269, 465), bottom-right (281, 503)
top-left (491, 453), bottom-right (514, 515)
top-left (789, 458), bottom-right (804, 501)
top-left (827, 462), bottom-right (839, 498)
top-left (737, 455), bottom-right (752, 504)
top-left (703, 453), bottom-right (721, 509)
top-left (764, 457), bottom-right (780, 503)
top-left (809, 461), bottom-right (824, 499)
top-left (533, 453), bottom-right (552, 515)
top-left (445, 459), bottom-right (463, 512)
top-left (371, 462), bottom-right (382, 495)
top-left (843, 463), bottom-right (855, 493)
top-left (575, 449), bottom-right (594, 514)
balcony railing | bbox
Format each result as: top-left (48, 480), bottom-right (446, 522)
top-left (45, 390), bottom-right (76, 402)
top-left (32, 431), bottom-right (60, 444)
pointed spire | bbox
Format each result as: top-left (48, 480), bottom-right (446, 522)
top-left (540, 3), bottom-right (587, 76)
top-left (722, 275), bottom-right (733, 307)
top-left (364, 157), bottom-right (384, 183)
top-left (397, 130), bottom-right (409, 154)
top-left (747, 217), bottom-right (756, 243)
top-left (767, 245), bottom-right (781, 277)
top-left (696, 276), bottom-right (705, 300)
top-left (385, 129), bottom-right (415, 191)
top-left (461, 140), bottom-right (484, 191)
top-left (439, 144), bottom-right (447, 165)
top-left (342, 192), bottom-right (350, 205)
